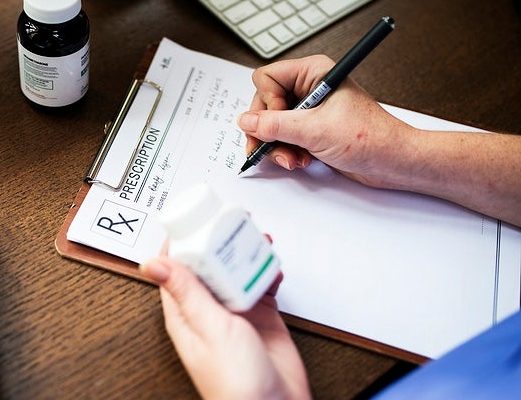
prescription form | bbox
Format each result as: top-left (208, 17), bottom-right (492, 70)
top-left (68, 38), bottom-right (521, 359)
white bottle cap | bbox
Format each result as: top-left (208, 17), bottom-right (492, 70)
top-left (161, 183), bottom-right (222, 240)
top-left (24, 0), bottom-right (82, 24)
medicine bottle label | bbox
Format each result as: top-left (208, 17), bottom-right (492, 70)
top-left (211, 217), bottom-right (277, 293)
top-left (17, 40), bottom-right (89, 107)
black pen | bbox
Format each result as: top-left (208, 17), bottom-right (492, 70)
top-left (239, 16), bottom-right (395, 175)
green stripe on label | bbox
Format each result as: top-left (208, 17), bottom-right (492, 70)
top-left (244, 254), bottom-right (274, 293)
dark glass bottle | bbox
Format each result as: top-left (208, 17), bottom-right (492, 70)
top-left (17, 1), bottom-right (90, 107)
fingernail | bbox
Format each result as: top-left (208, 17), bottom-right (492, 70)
top-left (238, 112), bottom-right (259, 131)
top-left (140, 261), bottom-right (171, 283)
top-left (297, 156), bottom-right (310, 168)
top-left (274, 155), bottom-right (290, 170)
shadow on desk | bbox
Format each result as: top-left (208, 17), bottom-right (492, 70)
top-left (353, 362), bottom-right (417, 399)
top-left (515, 0), bottom-right (521, 15)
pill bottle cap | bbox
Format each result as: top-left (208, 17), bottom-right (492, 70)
top-left (23, 0), bottom-right (82, 24)
top-left (161, 183), bottom-right (223, 240)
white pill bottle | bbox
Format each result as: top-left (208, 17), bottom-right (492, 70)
top-left (160, 183), bottom-right (281, 312)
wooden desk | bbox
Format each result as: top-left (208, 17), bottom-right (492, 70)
top-left (1, 0), bottom-right (520, 398)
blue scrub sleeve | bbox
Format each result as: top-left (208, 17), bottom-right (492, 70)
top-left (373, 312), bottom-right (521, 400)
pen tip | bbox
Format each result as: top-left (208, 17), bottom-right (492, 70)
top-left (238, 170), bottom-right (244, 176)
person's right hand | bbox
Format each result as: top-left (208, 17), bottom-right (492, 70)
top-left (237, 55), bottom-right (417, 189)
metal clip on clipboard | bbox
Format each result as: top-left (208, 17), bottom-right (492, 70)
top-left (85, 79), bottom-right (163, 190)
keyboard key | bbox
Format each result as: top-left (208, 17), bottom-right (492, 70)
top-left (251, 0), bottom-right (273, 9)
top-left (288, 0), bottom-right (309, 10)
top-left (316, 0), bottom-right (352, 16)
top-left (284, 15), bottom-right (308, 35)
top-left (224, 1), bottom-right (258, 24)
top-left (272, 1), bottom-right (295, 18)
top-left (253, 32), bottom-right (280, 53)
top-left (199, 0), bottom-right (375, 58)
top-left (238, 9), bottom-right (280, 37)
top-left (299, 5), bottom-right (326, 27)
top-left (269, 23), bottom-right (295, 43)
top-left (208, 0), bottom-right (241, 11)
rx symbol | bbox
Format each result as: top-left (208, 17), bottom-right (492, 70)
top-left (97, 213), bottom-right (139, 235)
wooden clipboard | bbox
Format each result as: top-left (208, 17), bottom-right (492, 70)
top-left (55, 44), bottom-right (427, 365)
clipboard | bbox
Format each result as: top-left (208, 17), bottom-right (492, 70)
top-left (55, 44), bottom-right (428, 365)
top-left (56, 44), bottom-right (161, 284)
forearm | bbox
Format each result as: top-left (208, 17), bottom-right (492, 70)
top-left (377, 128), bottom-right (521, 227)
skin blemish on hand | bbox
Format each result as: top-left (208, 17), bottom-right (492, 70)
top-left (356, 131), bottom-right (367, 141)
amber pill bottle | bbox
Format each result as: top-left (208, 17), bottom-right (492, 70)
top-left (17, 0), bottom-right (89, 107)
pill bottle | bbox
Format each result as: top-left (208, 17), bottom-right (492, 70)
top-left (161, 183), bottom-right (281, 312)
top-left (17, 0), bottom-right (90, 107)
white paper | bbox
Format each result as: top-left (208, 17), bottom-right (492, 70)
top-left (68, 38), bottom-right (521, 359)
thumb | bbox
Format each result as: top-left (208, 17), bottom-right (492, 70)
top-left (141, 257), bottom-right (230, 339)
top-left (238, 109), bottom-right (320, 150)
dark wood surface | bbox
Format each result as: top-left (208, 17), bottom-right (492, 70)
top-left (1, 0), bottom-right (520, 398)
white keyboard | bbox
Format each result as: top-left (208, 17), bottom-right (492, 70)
top-left (198, 0), bottom-right (374, 58)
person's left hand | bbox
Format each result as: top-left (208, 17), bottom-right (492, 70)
top-left (140, 256), bottom-right (311, 400)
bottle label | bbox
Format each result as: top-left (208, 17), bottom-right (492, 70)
top-left (17, 40), bottom-right (89, 107)
top-left (212, 217), bottom-right (278, 294)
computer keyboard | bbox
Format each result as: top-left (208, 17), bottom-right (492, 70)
top-left (198, 0), bottom-right (374, 58)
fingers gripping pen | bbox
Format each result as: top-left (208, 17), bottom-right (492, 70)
top-left (239, 16), bottom-right (395, 175)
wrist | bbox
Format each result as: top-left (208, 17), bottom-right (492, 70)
top-left (360, 114), bottom-right (422, 190)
